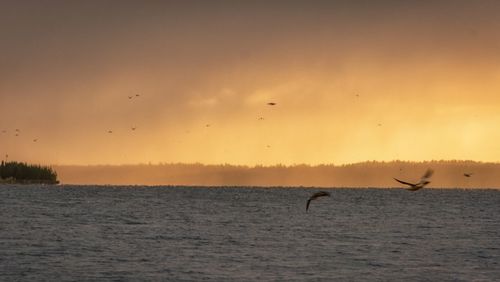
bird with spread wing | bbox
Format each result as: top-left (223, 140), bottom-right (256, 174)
top-left (306, 191), bottom-right (331, 211)
top-left (394, 169), bottom-right (434, 191)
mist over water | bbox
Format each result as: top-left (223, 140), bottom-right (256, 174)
top-left (1, 185), bottom-right (499, 281)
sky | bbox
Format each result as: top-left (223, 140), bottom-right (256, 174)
top-left (1, 0), bottom-right (500, 166)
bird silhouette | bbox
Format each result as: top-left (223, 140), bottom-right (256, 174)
top-left (258, 117), bottom-right (264, 120)
top-left (135, 94), bottom-right (140, 97)
top-left (131, 127), bottom-right (136, 131)
top-left (107, 130), bottom-right (113, 134)
top-left (267, 102), bottom-right (276, 106)
top-left (306, 191), bottom-right (331, 211)
top-left (33, 139), bottom-right (38, 142)
top-left (128, 96), bottom-right (133, 99)
top-left (394, 169), bottom-right (434, 191)
top-left (464, 173), bottom-right (473, 177)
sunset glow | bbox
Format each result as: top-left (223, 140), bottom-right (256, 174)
top-left (1, 1), bottom-right (499, 165)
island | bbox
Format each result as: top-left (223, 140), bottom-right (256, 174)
top-left (0, 161), bottom-right (59, 185)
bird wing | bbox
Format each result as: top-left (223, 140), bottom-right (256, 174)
top-left (312, 191), bottom-right (330, 198)
top-left (421, 169), bottom-right (434, 180)
top-left (306, 199), bottom-right (311, 211)
top-left (393, 178), bottom-right (415, 187)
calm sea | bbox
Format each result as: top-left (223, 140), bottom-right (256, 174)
top-left (0, 185), bottom-right (499, 281)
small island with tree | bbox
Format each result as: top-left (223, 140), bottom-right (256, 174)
top-left (0, 161), bottom-right (59, 185)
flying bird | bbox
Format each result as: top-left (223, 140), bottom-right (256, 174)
top-left (306, 191), bottom-right (331, 211)
top-left (205, 124), bottom-right (211, 127)
top-left (463, 173), bottom-right (473, 177)
top-left (393, 169), bottom-right (434, 191)
top-left (267, 102), bottom-right (276, 106)
top-left (33, 139), bottom-right (38, 142)
top-left (258, 117), bottom-right (264, 120)
top-left (107, 130), bottom-right (113, 134)
top-left (135, 94), bottom-right (140, 97)
top-left (128, 96), bottom-right (133, 99)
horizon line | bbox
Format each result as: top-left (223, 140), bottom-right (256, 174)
top-left (51, 184), bottom-right (500, 190)
top-left (46, 159), bottom-right (500, 167)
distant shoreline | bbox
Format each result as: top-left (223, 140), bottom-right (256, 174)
top-left (0, 161), bottom-right (59, 185)
top-left (47, 183), bottom-right (500, 191)
top-left (2, 183), bottom-right (498, 190)
top-left (52, 160), bottom-right (500, 188)
top-left (0, 178), bottom-right (59, 185)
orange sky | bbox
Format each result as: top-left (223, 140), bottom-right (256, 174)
top-left (1, 1), bottom-right (499, 165)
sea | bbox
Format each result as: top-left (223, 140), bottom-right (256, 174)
top-left (0, 185), bottom-right (499, 281)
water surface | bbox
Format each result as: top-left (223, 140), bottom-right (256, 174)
top-left (1, 185), bottom-right (499, 281)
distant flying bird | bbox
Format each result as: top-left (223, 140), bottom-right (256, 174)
top-left (393, 169), bottom-right (434, 191)
top-left (306, 191), bottom-right (331, 211)
top-left (15, 129), bottom-right (20, 132)
top-left (377, 123), bottom-right (382, 127)
top-left (128, 96), bottom-right (133, 99)
top-left (205, 124), bottom-right (211, 127)
top-left (131, 127), bottom-right (136, 131)
top-left (355, 94), bottom-right (360, 98)
top-left (15, 133), bottom-right (19, 137)
top-left (135, 94), bottom-right (140, 97)
top-left (33, 139), bottom-right (38, 142)
top-left (258, 117), bottom-right (264, 120)
top-left (464, 173), bottom-right (473, 177)
top-left (267, 102), bottom-right (276, 106)
top-left (108, 130), bottom-right (113, 134)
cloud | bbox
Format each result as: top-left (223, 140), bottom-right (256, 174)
top-left (1, 1), bottom-right (500, 165)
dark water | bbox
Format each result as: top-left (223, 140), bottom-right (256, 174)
top-left (0, 185), bottom-right (499, 281)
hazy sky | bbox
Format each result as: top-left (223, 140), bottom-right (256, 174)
top-left (1, 0), bottom-right (499, 165)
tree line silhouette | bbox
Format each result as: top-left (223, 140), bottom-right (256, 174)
top-left (54, 160), bottom-right (499, 188)
top-left (0, 161), bottom-right (59, 184)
